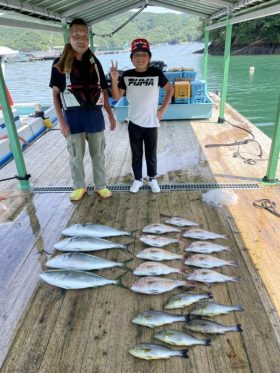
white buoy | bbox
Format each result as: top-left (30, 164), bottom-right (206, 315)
top-left (249, 66), bottom-right (255, 73)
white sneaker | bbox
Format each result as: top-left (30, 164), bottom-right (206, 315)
top-left (130, 180), bottom-right (143, 193)
top-left (148, 179), bottom-right (160, 193)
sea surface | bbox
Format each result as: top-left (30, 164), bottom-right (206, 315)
top-left (4, 43), bottom-right (280, 138)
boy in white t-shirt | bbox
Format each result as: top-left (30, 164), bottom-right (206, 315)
top-left (110, 38), bottom-right (173, 193)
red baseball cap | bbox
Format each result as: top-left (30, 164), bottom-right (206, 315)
top-left (131, 38), bottom-right (150, 54)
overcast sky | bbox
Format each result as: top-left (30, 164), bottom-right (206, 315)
top-left (134, 6), bottom-right (181, 14)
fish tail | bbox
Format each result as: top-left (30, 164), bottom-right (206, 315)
top-left (121, 257), bottom-right (134, 271)
top-left (185, 314), bottom-right (192, 322)
top-left (235, 305), bottom-right (244, 312)
top-left (231, 276), bottom-right (241, 282)
top-left (207, 292), bottom-right (213, 299)
top-left (115, 269), bottom-right (130, 288)
top-left (205, 338), bottom-right (211, 346)
top-left (180, 349), bottom-right (189, 359)
top-left (229, 260), bottom-right (237, 266)
top-left (236, 324), bottom-right (243, 332)
top-left (225, 246), bottom-right (231, 251)
top-left (179, 267), bottom-right (190, 274)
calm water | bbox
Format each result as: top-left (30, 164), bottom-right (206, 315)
top-left (4, 43), bottom-right (280, 137)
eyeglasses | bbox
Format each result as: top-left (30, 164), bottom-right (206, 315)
top-left (70, 32), bottom-right (89, 40)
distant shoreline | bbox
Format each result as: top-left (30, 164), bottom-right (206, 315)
top-left (195, 43), bottom-right (280, 55)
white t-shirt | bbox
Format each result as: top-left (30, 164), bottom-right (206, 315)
top-left (119, 67), bottom-right (168, 128)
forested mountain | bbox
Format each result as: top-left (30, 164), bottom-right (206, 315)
top-left (0, 11), bottom-right (279, 54)
top-left (0, 12), bottom-right (201, 52)
top-left (207, 14), bottom-right (280, 54)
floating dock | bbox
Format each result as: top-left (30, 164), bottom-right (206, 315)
top-left (0, 93), bottom-right (279, 372)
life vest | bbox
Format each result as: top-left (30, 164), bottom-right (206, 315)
top-left (60, 54), bottom-right (104, 110)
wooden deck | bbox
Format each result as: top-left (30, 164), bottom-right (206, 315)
top-left (0, 94), bottom-right (280, 372)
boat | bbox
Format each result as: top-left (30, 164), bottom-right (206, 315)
top-left (0, 48), bottom-right (57, 168)
top-left (0, 1), bottom-right (280, 372)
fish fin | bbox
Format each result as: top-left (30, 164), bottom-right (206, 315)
top-left (205, 338), bottom-right (211, 346)
top-left (237, 324), bottom-right (243, 332)
top-left (115, 269), bottom-right (130, 289)
top-left (180, 349), bottom-right (189, 359)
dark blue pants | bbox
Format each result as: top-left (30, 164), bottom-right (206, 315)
top-left (128, 121), bottom-right (158, 181)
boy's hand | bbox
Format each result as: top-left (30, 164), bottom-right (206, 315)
top-left (110, 60), bottom-right (119, 81)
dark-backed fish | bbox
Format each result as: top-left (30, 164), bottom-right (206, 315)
top-left (154, 329), bottom-right (211, 347)
top-left (132, 310), bottom-right (189, 328)
top-left (164, 292), bottom-right (212, 309)
top-left (190, 302), bottom-right (244, 317)
top-left (129, 343), bottom-right (188, 360)
top-left (184, 319), bottom-right (242, 334)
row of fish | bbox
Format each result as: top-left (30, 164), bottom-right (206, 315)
top-left (129, 219), bottom-right (243, 360)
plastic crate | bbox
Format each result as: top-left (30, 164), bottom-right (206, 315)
top-left (174, 81), bottom-right (190, 98)
top-left (191, 96), bottom-right (209, 104)
top-left (182, 70), bottom-right (197, 81)
top-left (164, 71), bottom-right (182, 83)
top-left (114, 96), bottom-right (129, 122)
top-left (191, 80), bottom-right (208, 97)
top-left (174, 97), bottom-right (190, 104)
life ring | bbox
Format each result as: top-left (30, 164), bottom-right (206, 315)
top-left (0, 86), bottom-right (13, 109)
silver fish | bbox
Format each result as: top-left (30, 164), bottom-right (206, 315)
top-left (142, 223), bottom-right (181, 234)
top-left (154, 329), bottom-right (211, 347)
top-left (164, 292), bottom-right (213, 310)
top-left (184, 319), bottom-right (243, 334)
top-left (132, 310), bottom-right (189, 328)
top-left (183, 229), bottom-right (227, 240)
top-left (184, 254), bottom-right (236, 269)
top-left (40, 270), bottom-right (125, 289)
top-left (190, 302), bottom-right (244, 317)
top-left (165, 217), bottom-right (199, 227)
top-left (62, 224), bottom-right (131, 238)
top-left (185, 241), bottom-right (231, 254)
top-left (129, 343), bottom-right (188, 360)
top-left (187, 269), bottom-right (240, 284)
top-left (133, 262), bottom-right (188, 276)
top-left (53, 236), bottom-right (128, 252)
top-left (136, 248), bottom-right (183, 261)
top-left (131, 276), bottom-right (195, 295)
top-left (139, 235), bottom-right (180, 247)
top-left (45, 253), bottom-right (131, 271)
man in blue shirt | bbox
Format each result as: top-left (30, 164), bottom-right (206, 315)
top-left (50, 18), bottom-right (116, 201)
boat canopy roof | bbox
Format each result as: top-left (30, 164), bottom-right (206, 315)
top-left (0, 0), bottom-right (279, 32)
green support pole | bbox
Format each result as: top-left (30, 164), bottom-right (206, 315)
top-left (89, 30), bottom-right (94, 51)
top-left (0, 63), bottom-right (30, 190)
top-left (262, 95), bottom-right (280, 184)
top-left (203, 25), bottom-right (209, 80)
top-left (218, 21), bottom-right (232, 123)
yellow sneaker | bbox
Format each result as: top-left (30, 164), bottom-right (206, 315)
top-left (70, 188), bottom-right (87, 201)
top-left (95, 187), bottom-right (112, 199)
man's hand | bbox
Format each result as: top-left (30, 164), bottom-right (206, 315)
top-left (59, 120), bottom-right (70, 137)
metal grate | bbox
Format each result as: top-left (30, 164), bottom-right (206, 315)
top-left (32, 183), bottom-right (260, 193)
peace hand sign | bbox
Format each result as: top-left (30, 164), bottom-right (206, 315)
top-left (110, 60), bottom-right (119, 81)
